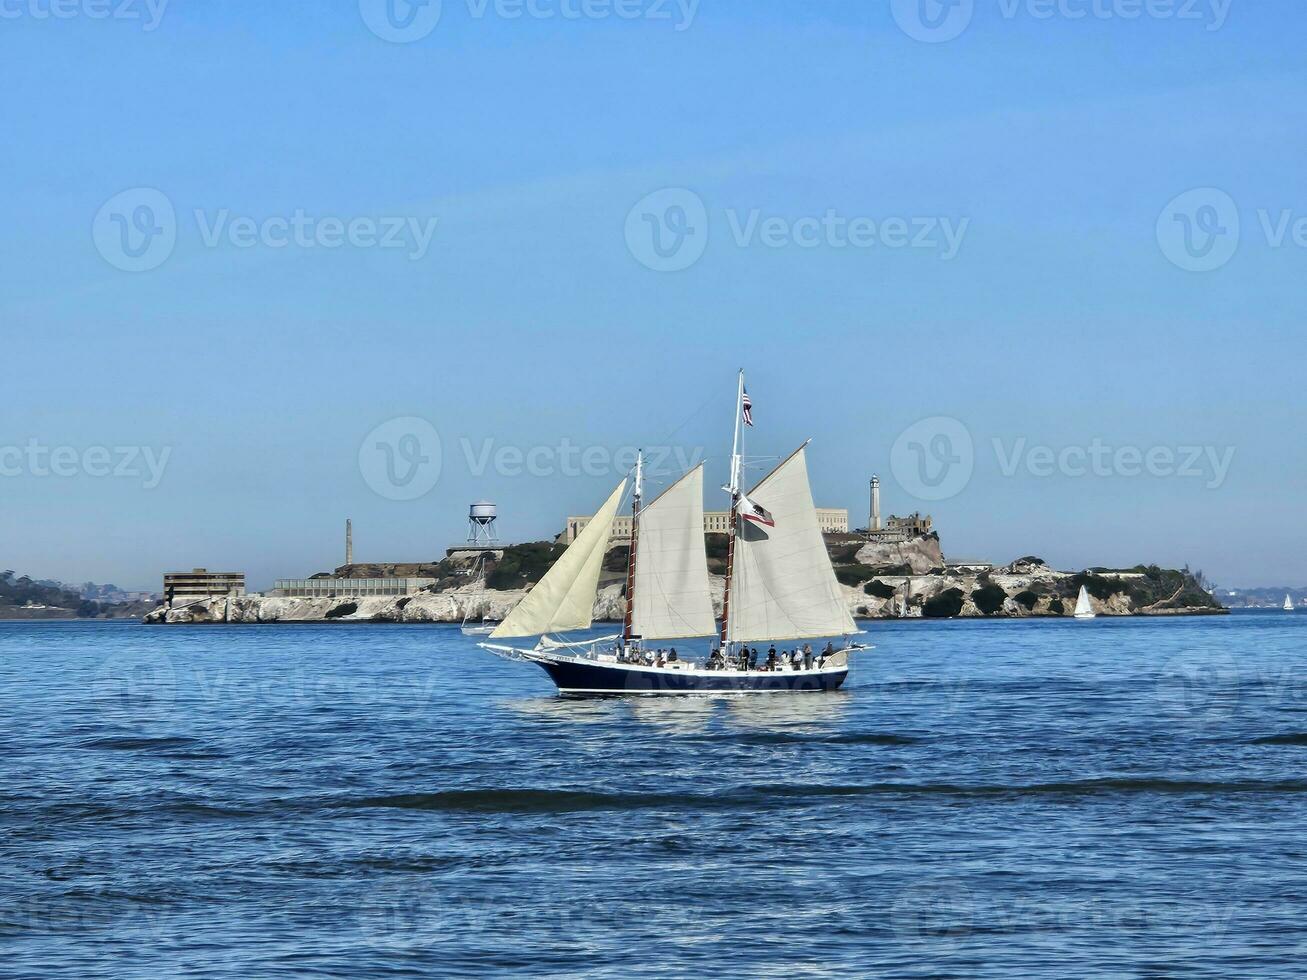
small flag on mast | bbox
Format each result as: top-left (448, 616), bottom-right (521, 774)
top-left (741, 387), bottom-right (754, 427)
top-left (737, 493), bottom-right (774, 527)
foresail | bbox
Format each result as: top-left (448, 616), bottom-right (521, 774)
top-left (728, 445), bottom-right (856, 643)
top-left (490, 478), bottom-right (627, 638)
top-left (631, 465), bottom-right (716, 640)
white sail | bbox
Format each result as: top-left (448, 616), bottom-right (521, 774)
top-left (1286, 594), bottom-right (1295, 611)
top-left (1074, 584), bottom-right (1094, 618)
top-left (728, 445), bottom-right (856, 643)
top-left (631, 465), bottom-right (716, 640)
top-left (490, 479), bottom-right (627, 638)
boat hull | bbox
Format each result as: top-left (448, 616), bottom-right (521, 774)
top-left (530, 656), bottom-right (848, 696)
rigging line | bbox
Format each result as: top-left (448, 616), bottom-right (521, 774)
top-left (655, 385), bottom-right (730, 447)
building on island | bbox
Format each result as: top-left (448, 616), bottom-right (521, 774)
top-left (163, 569), bottom-right (246, 604)
top-left (271, 578), bottom-right (436, 599)
top-left (563, 507), bottom-right (849, 544)
top-left (944, 558), bottom-right (994, 574)
top-left (865, 475), bottom-right (933, 543)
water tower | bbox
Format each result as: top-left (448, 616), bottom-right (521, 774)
top-left (468, 501), bottom-right (499, 546)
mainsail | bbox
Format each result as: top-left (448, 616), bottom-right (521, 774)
top-left (1074, 585), bottom-right (1093, 617)
top-left (490, 479), bottom-right (627, 638)
top-left (630, 465), bottom-right (716, 640)
top-left (727, 445), bottom-right (856, 643)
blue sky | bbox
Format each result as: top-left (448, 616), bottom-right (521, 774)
top-left (2, 0), bottom-right (1304, 591)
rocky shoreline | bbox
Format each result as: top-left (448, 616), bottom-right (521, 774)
top-left (144, 544), bottom-right (1225, 625)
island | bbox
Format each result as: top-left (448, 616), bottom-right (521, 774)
top-left (143, 532), bottom-right (1225, 625)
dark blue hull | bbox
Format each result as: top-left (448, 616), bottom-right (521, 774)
top-left (532, 657), bottom-right (848, 696)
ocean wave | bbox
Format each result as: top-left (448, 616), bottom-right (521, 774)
top-left (336, 777), bottom-right (1307, 815)
top-left (1251, 733), bottom-right (1307, 745)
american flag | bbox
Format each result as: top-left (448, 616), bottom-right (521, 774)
top-left (741, 387), bottom-right (754, 427)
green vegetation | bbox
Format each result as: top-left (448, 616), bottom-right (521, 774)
top-left (325, 602), bottom-right (358, 619)
top-left (1049, 597), bottom-right (1065, 615)
top-left (833, 564), bottom-right (879, 586)
top-left (0, 570), bottom-right (104, 617)
top-left (828, 543), bottom-right (862, 564)
top-left (923, 588), bottom-right (966, 618)
top-left (864, 580), bottom-right (897, 600)
top-left (971, 583), bottom-right (1008, 615)
top-left (1014, 590), bottom-right (1040, 610)
top-left (486, 542), bottom-right (566, 590)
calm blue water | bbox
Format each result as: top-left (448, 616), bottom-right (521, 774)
top-left (3, 611), bottom-right (1306, 977)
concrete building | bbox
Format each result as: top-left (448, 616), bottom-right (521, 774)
top-left (271, 577), bottom-right (435, 598)
top-left (866, 512), bottom-right (934, 543)
top-left (563, 508), bottom-right (849, 544)
top-left (865, 477), bottom-right (934, 543)
top-left (163, 569), bottom-right (246, 604)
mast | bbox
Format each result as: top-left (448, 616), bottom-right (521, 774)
top-left (623, 450), bottom-right (643, 643)
top-left (720, 371), bottom-right (744, 648)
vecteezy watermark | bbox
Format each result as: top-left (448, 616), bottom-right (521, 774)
top-left (890, 417), bottom-right (976, 502)
top-left (888, 877), bottom-right (1241, 944)
top-left (892, 0), bottom-right (1232, 43)
top-left (890, 417), bottom-right (1236, 502)
top-left (0, 0), bottom-right (170, 30)
top-left (1156, 187), bottom-right (1240, 272)
top-left (1157, 653), bottom-right (1240, 725)
top-left (459, 438), bottom-right (705, 479)
top-left (93, 188), bottom-right (177, 273)
top-left (93, 188), bottom-right (440, 272)
top-left (1158, 187), bottom-right (1307, 273)
top-left (625, 187), bottom-right (969, 272)
top-left (359, 0), bottom-right (697, 43)
top-left (358, 0), bottom-right (443, 42)
top-left (0, 440), bottom-right (171, 489)
top-left (357, 416), bottom-right (707, 498)
top-left (359, 417), bottom-right (443, 502)
top-left (993, 438), bottom-right (1236, 489)
top-left (92, 651), bottom-right (178, 724)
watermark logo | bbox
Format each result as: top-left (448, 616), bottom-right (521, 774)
top-left (1157, 654), bottom-right (1240, 725)
top-left (889, 878), bottom-right (977, 941)
top-left (625, 189), bottom-right (969, 272)
top-left (891, 0), bottom-right (974, 43)
top-left (1157, 187), bottom-right (1240, 272)
top-left (0, 0), bottom-right (171, 30)
top-left (359, 417), bottom-right (443, 501)
top-left (92, 651), bottom-right (178, 724)
top-left (625, 187), bottom-right (708, 273)
top-left (891, 416), bottom-right (975, 502)
top-left (93, 188), bottom-right (177, 273)
top-left (93, 189), bottom-right (441, 270)
top-left (0, 440), bottom-right (171, 489)
top-left (892, 0), bottom-right (1232, 43)
top-left (993, 438), bottom-right (1235, 489)
top-left (359, 0), bottom-right (443, 42)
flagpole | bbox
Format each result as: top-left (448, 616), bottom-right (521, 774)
top-left (623, 450), bottom-right (643, 647)
top-left (721, 371), bottom-right (744, 650)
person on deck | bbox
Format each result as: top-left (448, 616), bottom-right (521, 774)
top-left (748, 649), bottom-right (759, 670)
top-left (765, 649), bottom-right (777, 671)
top-left (803, 644), bottom-right (814, 670)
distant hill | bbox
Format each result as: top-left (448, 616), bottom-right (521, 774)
top-left (0, 571), bottom-right (155, 620)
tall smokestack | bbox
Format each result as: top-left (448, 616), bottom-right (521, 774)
top-left (870, 475), bottom-right (881, 533)
top-left (346, 518), bottom-right (353, 566)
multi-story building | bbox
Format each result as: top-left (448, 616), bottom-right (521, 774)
top-left (271, 577), bottom-right (435, 598)
top-left (162, 569), bottom-right (246, 604)
top-left (563, 508), bottom-right (849, 544)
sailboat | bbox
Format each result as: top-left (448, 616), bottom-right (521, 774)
top-left (459, 553), bottom-right (501, 635)
top-left (1073, 584), bottom-right (1096, 619)
top-left (479, 372), bottom-right (866, 695)
top-left (1286, 594), bottom-right (1296, 612)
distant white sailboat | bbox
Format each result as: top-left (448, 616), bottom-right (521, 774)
top-left (1286, 594), bottom-right (1295, 612)
top-left (1073, 585), bottom-right (1096, 620)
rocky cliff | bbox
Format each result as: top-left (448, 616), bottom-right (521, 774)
top-left (144, 541), bottom-right (1223, 625)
